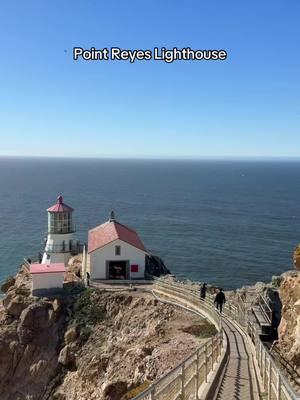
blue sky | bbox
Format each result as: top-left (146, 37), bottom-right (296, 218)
top-left (0, 1), bottom-right (299, 158)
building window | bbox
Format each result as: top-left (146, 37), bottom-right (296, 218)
top-left (115, 245), bottom-right (121, 255)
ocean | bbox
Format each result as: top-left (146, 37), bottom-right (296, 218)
top-left (0, 157), bottom-right (299, 290)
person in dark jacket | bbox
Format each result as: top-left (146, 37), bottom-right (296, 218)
top-left (200, 283), bottom-right (207, 300)
top-left (214, 288), bottom-right (226, 313)
top-left (86, 271), bottom-right (90, 287)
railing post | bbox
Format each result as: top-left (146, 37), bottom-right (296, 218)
top-left (150, 386), bottom-right (155, 400)
top-left (219, 331), bottom-right (223, 358)
top-left (259, 342), bottom-right (263, 371)
top-left (181, 364), bottom-right (185, 400)
top-left (263, 349), bottom-right (267, 389)
top-left (268, 360), bottom-right (272, 400)
top-left (211, 337), bottom-right (214, 370)
top-left (205, 344), bottom-right (208, 382)
top-left (196, 350), bottom-right (200, 400)
top-left (276, 371), bottom-right (281, 400)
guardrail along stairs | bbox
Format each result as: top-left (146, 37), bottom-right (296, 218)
top-left (131, 278), bottom-right (300, 400)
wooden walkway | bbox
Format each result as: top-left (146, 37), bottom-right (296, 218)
top-left (216, 317), bottom-right (260, 400)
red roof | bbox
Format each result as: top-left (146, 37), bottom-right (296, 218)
top-left (30, 263), bottom-right (66, 274)
top-left (88, 220), bottom-right (146, 253)
top-left (47, 195), bottom-right (74, 213)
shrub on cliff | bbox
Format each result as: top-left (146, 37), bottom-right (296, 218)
top-left (71, 288), bottom-right (106, 328)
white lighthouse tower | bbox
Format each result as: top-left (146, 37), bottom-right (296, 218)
top-left (42, 195), bottom-right (79, 265)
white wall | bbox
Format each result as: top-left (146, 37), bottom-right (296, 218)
top-left (32, 272), bottom-right (65, 290)
top-left (42, 232), bottom-right (74, 264)
top-left (90, 239), bottom-right (146, 280)
top-left (42, 252), bottom-right (72, 265)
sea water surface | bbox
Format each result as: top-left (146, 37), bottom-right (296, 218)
top-left (0, 157), bottom-right (299, 289)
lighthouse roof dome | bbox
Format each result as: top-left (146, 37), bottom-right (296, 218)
top-left (47, 195), bottom-right (74, 213)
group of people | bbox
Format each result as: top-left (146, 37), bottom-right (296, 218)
top-left (200, 283), bottom-right (226, 313)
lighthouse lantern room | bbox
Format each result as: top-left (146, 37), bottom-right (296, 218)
top-left (42, 195), bottom-right (79, 265)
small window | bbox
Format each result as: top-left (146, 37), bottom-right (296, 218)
top-left (115, 245), bottom-right (121, 255)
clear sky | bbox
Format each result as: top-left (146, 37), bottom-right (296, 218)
top-left (0, 1), bottom-right (299, 158)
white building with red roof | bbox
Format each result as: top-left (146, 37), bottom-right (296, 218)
top-left (30, 263), bottom-right (66, 295)
top-left (42, 195), bottom-right (79, 265)
top-left (88, 211), bottom-right (148, 280)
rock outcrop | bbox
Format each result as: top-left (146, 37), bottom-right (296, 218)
top-left (1, 276), bottom-right (16, 293)
top-left (0, 266), bottom-right (213, 400)
top-left (0, 267), bottom-right (72, 400)
top-left (52, 290), bottom-right (211, 400)
top-left (293, 244), bottom-right (300, 270)
top-left (145, 254), bottom-right (171, 277)
top-left (277, 270), bottom-right (300, 373)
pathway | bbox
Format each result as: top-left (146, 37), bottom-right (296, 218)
top-left (216, 317), bottom-right (260, 400)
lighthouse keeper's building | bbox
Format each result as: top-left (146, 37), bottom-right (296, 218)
top-left (88, 213), bottom-right (147, 280)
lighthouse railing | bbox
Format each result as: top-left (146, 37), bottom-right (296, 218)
top-left (44, 241), bottom-right (81, 254)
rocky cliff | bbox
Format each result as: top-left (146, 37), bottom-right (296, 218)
top-left (277, 269), bottom-right (300, 374)
top-left (0, 266), bottom-right (74, 400)
top-left (0, 266), bottom-right (213, 400)
top-left (293, 244), bottom-right (300, 270)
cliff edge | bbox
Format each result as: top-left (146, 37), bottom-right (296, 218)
top-left (277, 268), bottom-right (300, 374)
top-left (0, 265), bottom-right (214, 400)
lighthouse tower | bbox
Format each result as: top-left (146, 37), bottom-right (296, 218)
top-left (42, 195), bottom-right (78, 265)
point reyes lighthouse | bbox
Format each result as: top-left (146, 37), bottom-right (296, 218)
top-left (42, 195), bottom-right (79, 265)
top-left (27, 194), bottom-right (169, 294)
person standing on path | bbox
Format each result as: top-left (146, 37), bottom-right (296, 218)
top-left (200, 283), bottom-right (207, 300)
top-left (86, 271), bottom-right (90, 287)
top-left (214, 288), bottom-right (226, 313)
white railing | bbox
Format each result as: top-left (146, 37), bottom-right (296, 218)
top-left (132, 280), bottom-right (225, 400)
top-left (256, 340), bottom-right (300, 400)
top-left (133, 334), bottom-right (222, 400)
top-left (132, 277), bottom-right (300, 400)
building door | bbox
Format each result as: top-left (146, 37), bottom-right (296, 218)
top-left (107, 260), bottom-right (129, 279)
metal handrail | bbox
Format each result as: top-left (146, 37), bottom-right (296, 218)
top-left (256, 340), bottom-right (300, 400)
top-left (258, 293), bottom-right (273, 324)
top-left (138, 277), bottom-right (300, 400)
top-left (44, 241), bottom-right (80, 254)
top-left (132, 283), bottom-right (224, 400)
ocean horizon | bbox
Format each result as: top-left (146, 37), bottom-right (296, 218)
top-left (0, 156), bottom-right (299, 290)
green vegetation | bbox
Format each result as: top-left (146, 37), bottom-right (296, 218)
top-left (181, 321), bottom-right (217, 339)
top-left (259, 394), bottom-right (268, 400)
top-left (71, 288), bottom-right (106, 329)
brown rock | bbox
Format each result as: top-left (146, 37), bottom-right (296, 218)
top-left (15, 284), bottom-right (31, 297)
top-left (1, 276), bottom-right (15, 293)
top-left (0, 339), bottom-right (15, 380)
top-left (64, 326), bottom-right (78, 344)
top-left (293, 245), bottom-right (300, 270)
top-left (58, 345), bottom-right (76, 367)
top-left (17, 302), bottom-right (53, 344)
top-left (278, 271), bottom-right (300, 370)
top-left (52, 299), bottom-right (61, 312)
top-left (0, 278), bottom-right (209, 400)
top-left (0, 267), bottom-right (71, 400)
top-left (102, 380), bottom-right (128, 400)
top-left (3, 294), bottom-right (29, 318)
top-left (29, 359), bottom-right (47, 377)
